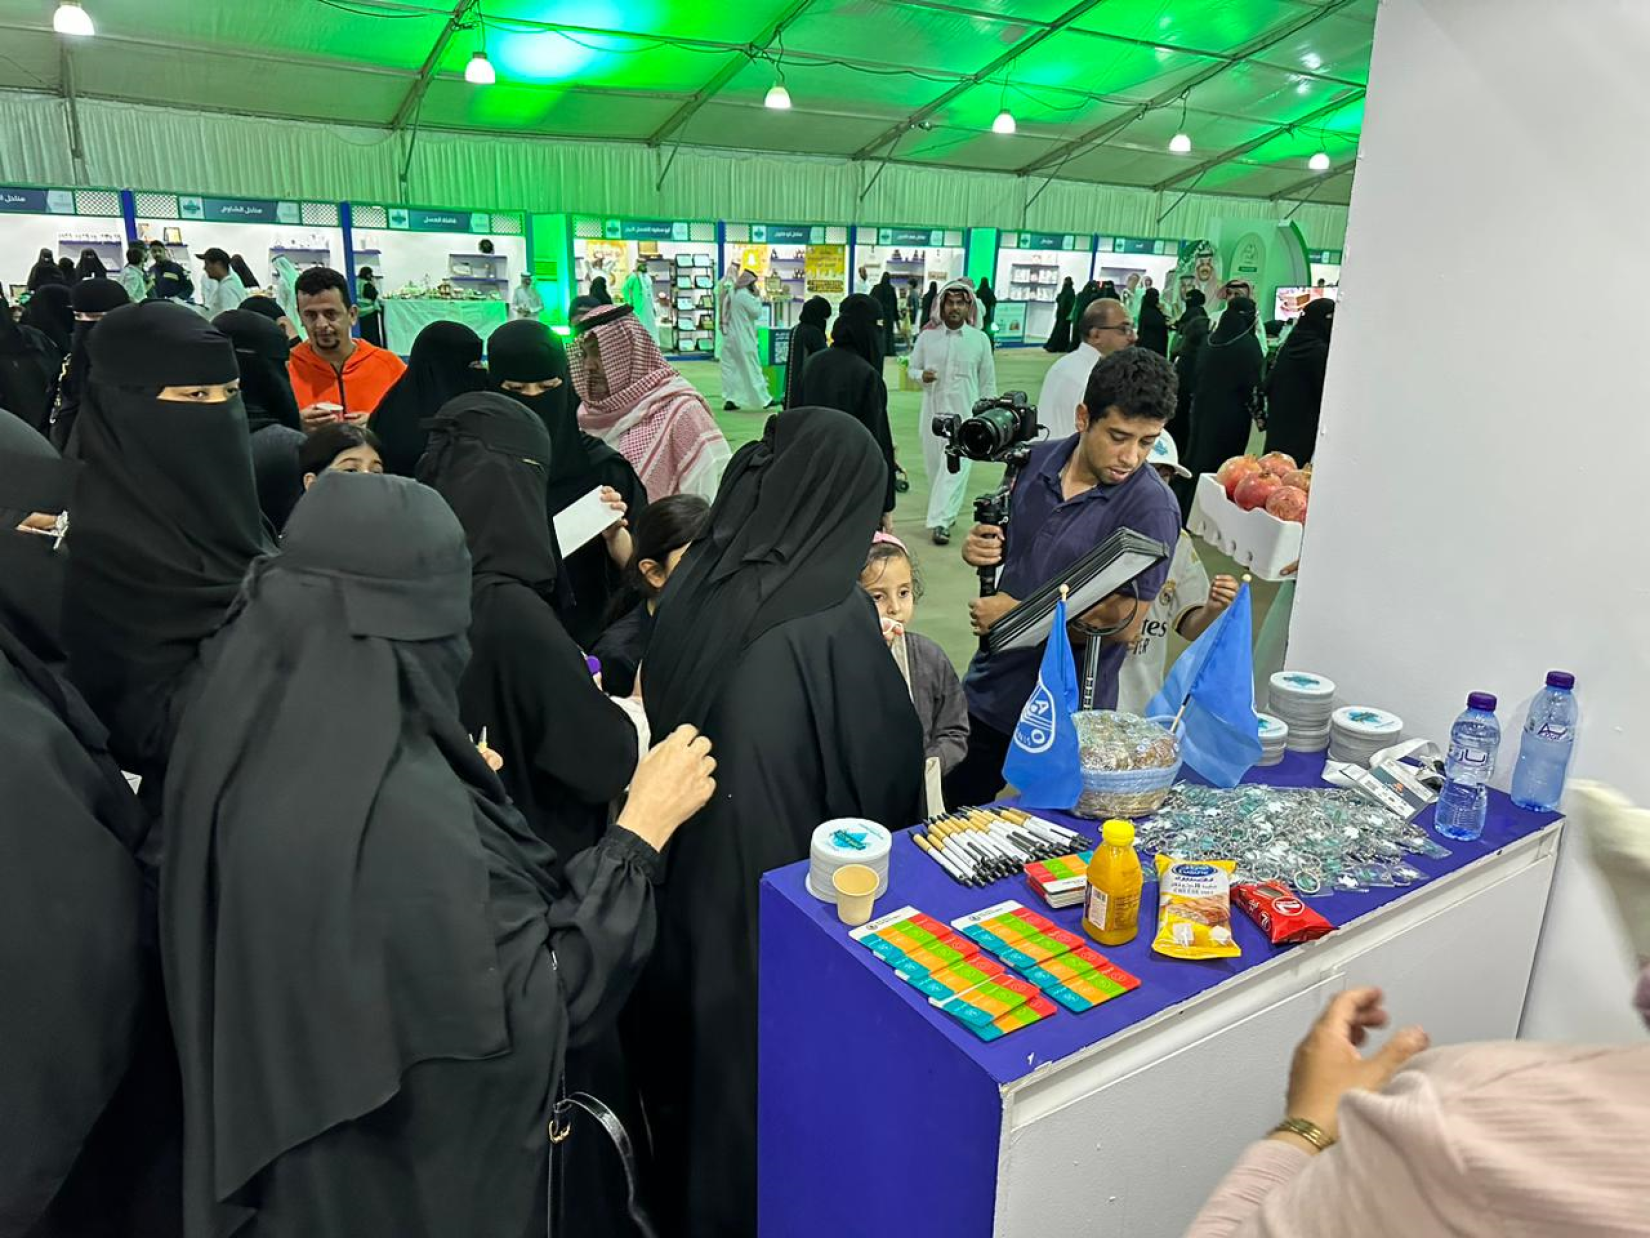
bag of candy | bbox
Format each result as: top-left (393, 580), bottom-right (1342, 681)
top-left (1233, 881), bottom-right (1334, 945)
top-left (1152, 856), bottom-right (1241, 960)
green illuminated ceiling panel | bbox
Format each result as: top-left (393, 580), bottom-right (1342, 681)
top-left (0, 0), bottom-right (1373, 205)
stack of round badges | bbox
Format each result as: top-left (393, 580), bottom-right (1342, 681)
top-left (806, 818), bottom-right (892, 903)
top-left (1329, 706), bottom-right (1404, 766)
top-left (1268, 671), bottom-right (1337, 752)
top-left (1256, 713), bottom-right (1290, 767)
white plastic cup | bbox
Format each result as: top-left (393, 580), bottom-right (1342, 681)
top-left (832, 864), bottom-right (880, 927)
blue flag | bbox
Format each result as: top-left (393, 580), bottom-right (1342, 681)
top-left (1001, 596), bottom-right (1083, 809)
top-left (1144, 582), bottom-right (1263, 788)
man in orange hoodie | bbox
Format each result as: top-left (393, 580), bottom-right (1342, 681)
top-left (287, 267), bottom-right (406, 432)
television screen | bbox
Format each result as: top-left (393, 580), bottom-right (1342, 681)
top-left (1274, 284), bottom-right (1339, 321)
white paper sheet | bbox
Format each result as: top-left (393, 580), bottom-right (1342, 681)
top-left (553, 485), bottom-right (622, 555)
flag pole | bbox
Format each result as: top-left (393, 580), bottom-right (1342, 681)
top-left (1168, 574), bottom-right (1252, 733)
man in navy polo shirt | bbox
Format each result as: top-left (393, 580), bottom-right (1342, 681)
top-left (945, 347), bottom-right (1184, 807)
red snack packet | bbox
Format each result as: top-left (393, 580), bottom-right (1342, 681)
top-left (1233, 881), bottom-right (1334, 944)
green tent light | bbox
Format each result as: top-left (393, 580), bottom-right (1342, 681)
top-left (765, 82), bottom-right (792, 110)
top-left (1309, 151), bottom-right (1331, 172)
top-left (992, 109), bottom-right (1016, 135)
top-left (1169, 132), bottom-right (1191, 154)
top-left (466, 50), bottom-right (496, 84)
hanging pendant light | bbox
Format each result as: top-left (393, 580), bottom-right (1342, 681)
top-left (1168, 132), bottom-right (1192, 154)
top-left (992, 109), bottom-right (1017, 135)
top-left (765, 82), bottom-right (793, 109)
top-left (465, 50), bottom-right (495, 84)
top-left (1309, 150), bottom-right (1331, 172)
top-left (53, 1), bottom-right (95, 35)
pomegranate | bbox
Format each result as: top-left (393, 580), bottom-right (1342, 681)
top-left (1265, 485), bottom-right (1309, 523)
top-left (1281, 468), bottom-right (1312, 493)
top-left (1218, 455), bottom-right (1263, 500)
top-left (1257, 451), bottom-right (1297, 478)
top-left (1235, 474), bottom-right (1283, 512)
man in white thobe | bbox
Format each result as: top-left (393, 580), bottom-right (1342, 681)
top-left (1035, 298), bottom-right (1137, 440)
top-left (197, 247), bottom-right (248, 316)
top-left (717, 269), bottom-right (772, 410)
top-left (909, 278), bottom-right (996, 544)
top-left (511, 272), bottom-right (544, 319)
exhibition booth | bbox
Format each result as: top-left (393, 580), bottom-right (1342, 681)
top-left (855, 223), bottom-right (968, 303)
top-left (568, 214), bottom-right (719, 356)
top-left (723, 220), bottom-right (849, 330)
top-left (1094, 234), bottom-right (1184, 313)
top-left (992, 230), bottom-right (1095, 344)
top-left (0, 183), bottom-right (127, 297)
top-left (348, 203), bottom-right (526, 352)
top-left (132, 189), bottom-right (343, 304)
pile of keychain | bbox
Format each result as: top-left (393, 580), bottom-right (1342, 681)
top-left (1132, 784), bottom-right (1452, 897)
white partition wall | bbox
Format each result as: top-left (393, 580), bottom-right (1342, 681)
top-left (1285, 0), bottom-right (1648, 1041)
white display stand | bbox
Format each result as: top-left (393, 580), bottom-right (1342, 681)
top-left (1, 184), bottom-right (128, 296)
top-left (348, 205), bottom-right (527, 354)
top-left (567, 216), bottom-right (719, 355)
top-left (132, 190), bottom-right (343, 302)
top-left (1094, 236), bottom-right (1183, 314)
top-left (855, 224), bottom-right (966, 303)
top-left (994, 232), bottom-right (1093, 343)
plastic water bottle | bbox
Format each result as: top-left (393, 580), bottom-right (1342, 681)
top-left (1511, 671), bottom-right (1578, 812)
top-left (1434, 692), bottom-right (1501, 841)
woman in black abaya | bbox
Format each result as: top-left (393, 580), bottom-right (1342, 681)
top-left (0, 292), bottom-right (59, 435)
top-left (1044, 276), bottom-right (1075, 352)
top-left (1263, 296), bottom-right (1334, 464)
top-left (782, 295), bottom-right (831, 409)
top-left (367, 319), bottom-right (486, 476)
top-left (214, 309), bottom-right (306, 530)
top-left (49, 277), bottom-right (131, 451)
top-left (0, 410), bottom-right (174, 1238)
top-left (1136, 286), bottom-right (1170, 356)
top-left (487, 318), bottom-right (647, 649)
top-left (418, 390), bottom-right (641, 861)
top-left (28, 248), bottom-right (65, 291)
top-left (161, 472), bottom-right (713, 1238)
top-left (1068, 279), bottom-right (1101, 350)
top-left (1184, 295), bottom-right (1265, 515)
top-left (637, 408), bottom-right (924, 1238)
top-left (797, 293), bottom-right (897, 521)
top-left (22, 283), bottom-right (73, 359)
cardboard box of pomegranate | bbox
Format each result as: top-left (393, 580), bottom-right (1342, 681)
top-left (1189, 472), bottom-right (1304, 581)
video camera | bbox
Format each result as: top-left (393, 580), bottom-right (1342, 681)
top-left (932, 391), bottom-right (1039, 474)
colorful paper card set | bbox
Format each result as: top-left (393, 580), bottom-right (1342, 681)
top-left (851, 903), bottom-right (1137, 1041)
top-left (1023, 850), bottom-right (1094, 909)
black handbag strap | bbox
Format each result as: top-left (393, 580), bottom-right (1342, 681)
top-left (547, 1080), bottom-right (658, 1238)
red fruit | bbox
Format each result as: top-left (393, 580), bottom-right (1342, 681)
top-left (1235, 474), bottom-right (1283, 512)
top-left (1218, 456), bottom-right (1263, 500)
top-left (1281, 468), bottom-right (1312, 492)
top-left (1257, 451), bottom-right (1297, 478)
top-left (1265, 485), bottom-right (1309, 523)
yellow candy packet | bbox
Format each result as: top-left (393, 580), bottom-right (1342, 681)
top-left (1152, 856), bottom-right (1242, 960)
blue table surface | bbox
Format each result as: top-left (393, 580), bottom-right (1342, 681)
top-left (762, 751), bottom-right (1561, 1087)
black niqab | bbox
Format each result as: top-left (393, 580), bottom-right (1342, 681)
top-left (22, 283), bottom-right (73, 355)
top-left (368, 320), bottom-right (485, 476)
top-left (212, 310), bottom-right (299, 432)
top-left (51, 278), bottom-right (132, 451)
top-left (1263, 297), bottom-right (1334, 464)
top-left (1137, 287), bottom-right (1170, 355)
top-left (1210, 294), bottom-right (1259, 345)
top-left (64, 302), bottom-right (268, 772)
top-left (832, 292), bottom-right (884, 370)
top-left (0, 408), bottom-right (73, 664)
top-left (589, 275), bottom-right (613, 305)
top-left (0, 293), bottom-right (58, 434)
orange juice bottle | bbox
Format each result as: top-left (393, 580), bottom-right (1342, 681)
top-left (1082, 820), bottom-right (1143, 946)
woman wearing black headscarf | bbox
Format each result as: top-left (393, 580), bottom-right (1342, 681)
top-left (76, 248), bottom-right (108, 281)
top-left (589, 275), bottom-right (613, 306)
top-left (215, 309), bottom-right (306, 529)
top-left (1044, 276), bottom-right (1075, 352)
top-left (1168, 288), bottom-right (1210, 465)
top-left (228, 254), bottom-right (260, 293)
top-left (0, 292), bottom-right (58, 435)
top-left (58, 257), bottom-right (80, 286)
top-left (1069, 279), bottom-right (1101, 350)
top-left (1184, 295), bottom-right (1265, 510)
top-left (160, 470), bottom-right (714, 1238)
top-left (977, 276), bottom-right (998, 337)
top-left (872, 272), bottom-right (899, 359)
top-left (367, 319), bottom-right (485, 476)
top-left (637, 408), bottom-right (924, 1238)
top-left (1263, 297), bottom-right (1334, 465)
top-left (1136, 286), bottom-right (1170, 356)
top-left (48, 277), bottom-right (131, 452)
top-left (418, 390), bottom-right (642, 860)
top-left (920, 278), bottom-right (939, 325)
top-left (487, 318), bottom-right (647, 648)
top-left (0, 411), bottom-right (179, 1238)
top-left (797, 293), bottom-right (896, 520)
top-left (22, 282), bottom-right (73, 358)
top-left (782, 295), bottom-right (831, 409)
top-left (28, 248), bottom-right (65, 291)
top-left (63, 302), bottom-right (270, 788)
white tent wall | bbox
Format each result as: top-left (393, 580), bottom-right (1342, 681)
top-left (1284, 0), bottom-right (1646, 1042)
top-left (0, 90), bottom-right (1349, 248)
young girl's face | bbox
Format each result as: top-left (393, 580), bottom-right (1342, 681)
top-left (861, 554), bottom-right (915, 627)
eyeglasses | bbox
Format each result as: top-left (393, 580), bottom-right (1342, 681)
top-left (1097, 323), bottom-right (1136, 334)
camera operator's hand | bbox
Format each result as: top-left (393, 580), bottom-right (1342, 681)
top-left (962, 524), bottom-right (1004, 568)
top-left (969, 592), bottom-right (1019, 636)
top-left (921, 368), bottom-right (937, 383)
